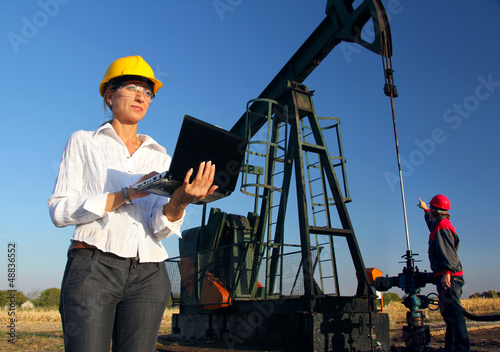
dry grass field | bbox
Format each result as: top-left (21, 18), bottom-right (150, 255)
top-left (1, 298), bottom-right (499, 351)
top-left (383, 296), bottom-right (500, 328)
top-left (0, 307), bottom-right (178, 351)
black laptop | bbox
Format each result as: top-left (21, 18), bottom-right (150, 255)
top-left (133, 114), bottom-right (248, 204)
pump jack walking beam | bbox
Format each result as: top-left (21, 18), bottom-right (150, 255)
top-left (230, 0), bottom-right (391, 139)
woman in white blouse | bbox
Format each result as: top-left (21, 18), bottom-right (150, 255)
top-left (48, 55), bottom-right (216, 352)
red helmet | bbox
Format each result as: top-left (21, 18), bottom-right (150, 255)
top-left (429, 194), bottom-right (451, 211)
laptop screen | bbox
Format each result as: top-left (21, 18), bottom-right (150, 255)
top-left (169, 115), bottom-right (248, 193)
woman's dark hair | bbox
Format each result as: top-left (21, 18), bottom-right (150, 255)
top-left (431, 208), bottom-right (450, 219)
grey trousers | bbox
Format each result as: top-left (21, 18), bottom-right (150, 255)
top-left (437, 276), bottom-right (470, 352)
top-left (59, 248), bottom-right (170, 352)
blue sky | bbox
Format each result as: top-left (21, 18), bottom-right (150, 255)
top-left (1, 1), bottom-right (499, 299)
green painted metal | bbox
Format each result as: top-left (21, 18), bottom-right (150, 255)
top-left (237, 81), bottom-right (371, 300)
top-left (280, 82), bottom-right (371, 298)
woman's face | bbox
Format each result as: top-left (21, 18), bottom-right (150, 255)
top-left (106, 81), bottom-right (153, 125)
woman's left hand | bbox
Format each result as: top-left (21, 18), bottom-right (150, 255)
top-left (164, 161), bottom-right (218, 220)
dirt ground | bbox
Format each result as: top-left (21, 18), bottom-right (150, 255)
top-left (156, 323), bottom-right (500, 352)
top-left (436, 327), bottom-right (500, 352)
top-left (390, 323), bottom-right (500, 352)
top-left (1, 322), bottom-right (498, 351)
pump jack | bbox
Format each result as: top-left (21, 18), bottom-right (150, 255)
top-left (166, 1), bottom-right (395, 351)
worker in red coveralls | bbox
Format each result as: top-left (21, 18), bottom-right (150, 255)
top-left (418, 194), bottom-right (470, 352)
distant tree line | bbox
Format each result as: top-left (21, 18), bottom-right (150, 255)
top-left (468, 290), bottom-right (499, 299)
top-left (382, 292), bottom-right (402, 305)
top-left (380, 290), bottom-right (500, 306)
top-left (0, 288), bottom-right (60, 308)
top-left (2, 288), bottom-right (498, 309)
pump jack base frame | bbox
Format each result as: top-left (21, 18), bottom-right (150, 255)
top-left (169, 296), bottom-right (390, 352)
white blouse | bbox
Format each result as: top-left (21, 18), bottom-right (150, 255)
top-left (48, 123), bottom-right (184, 262)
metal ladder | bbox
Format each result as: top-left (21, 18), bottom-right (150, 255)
top-left (283, 82), bottom-right (369, 298)
top-left (300, 116), bottom-right (351, 295)
top-left (241, 98), bottom-right (289, 297)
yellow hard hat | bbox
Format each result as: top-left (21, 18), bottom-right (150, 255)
top-left (99, 55), bottom-right (163, 97)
